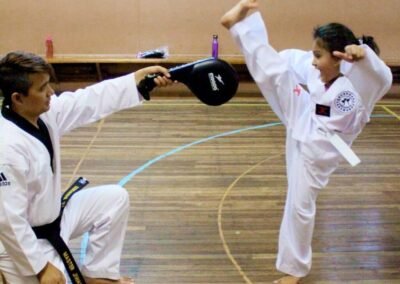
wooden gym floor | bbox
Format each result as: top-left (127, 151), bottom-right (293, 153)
top-left (59, 87), bottom-right (400, 284)
top-left (2, 87), bottom-right (399, 284)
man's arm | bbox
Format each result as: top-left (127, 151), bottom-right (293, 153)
top-left (50, 66), bottom-right (172, 136)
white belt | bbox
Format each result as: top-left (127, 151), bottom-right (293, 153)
top-left (326, 131), bottom-right (360, 167)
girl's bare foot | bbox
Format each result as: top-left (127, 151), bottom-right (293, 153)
top-left (220, 0), bottom-right (259, 29)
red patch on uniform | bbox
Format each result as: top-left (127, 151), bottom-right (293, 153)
top-left (316, 104), bottom-right (331, 117)
top-left (293, 85), bottom-right (301, 96)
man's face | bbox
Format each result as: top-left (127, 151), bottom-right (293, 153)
top-left (21, 72), bottom-right (54, 117)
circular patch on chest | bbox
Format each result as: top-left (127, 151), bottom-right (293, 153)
top-left (334, 91), bottom-right (357, 113)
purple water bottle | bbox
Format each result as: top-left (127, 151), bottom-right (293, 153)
top-left (212, 34), bottom-right (219, 59)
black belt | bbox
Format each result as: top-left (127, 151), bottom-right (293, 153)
top-left (32, 177), bottom-right (89, 284)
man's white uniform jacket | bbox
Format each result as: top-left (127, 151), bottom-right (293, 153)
top-left (230, 12), bottom-right (393, 186)
top-left (0, 73), bottom-right (142, 276)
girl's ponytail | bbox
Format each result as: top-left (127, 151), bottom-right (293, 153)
top-left (359, 35), bottom-right (380, 55)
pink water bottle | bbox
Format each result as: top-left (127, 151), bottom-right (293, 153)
top-left (45, 36), bottom-right (54, 58)
top-left (212, 34), bottom-right (219, 59)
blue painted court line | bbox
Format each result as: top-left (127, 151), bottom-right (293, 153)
top-left (118, 122), bottom-right (282, 187)
top-left (78, 113), bottom-right (394, 266)
top-left (78, 121), bottom-right (282, 265)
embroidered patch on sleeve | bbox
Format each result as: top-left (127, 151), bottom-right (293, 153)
top-left (334, 91), bottom-right (357, 113)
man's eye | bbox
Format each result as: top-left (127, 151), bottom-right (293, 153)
top-left (39, 84), bottom-right (48, 91)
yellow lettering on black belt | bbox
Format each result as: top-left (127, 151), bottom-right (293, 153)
top-left (73, 273), bottom-right (83, 284)
top-left (63, 251), bottom-right (75, 270)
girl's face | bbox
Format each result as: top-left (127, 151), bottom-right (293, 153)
top-left (312, 39), bottom-right (341, 84)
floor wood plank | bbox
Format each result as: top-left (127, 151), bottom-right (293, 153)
top-left (2, 91), bottom-right (399, 284)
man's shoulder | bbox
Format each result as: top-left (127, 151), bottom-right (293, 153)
top-left (0, 116), bottom-right (31, 153)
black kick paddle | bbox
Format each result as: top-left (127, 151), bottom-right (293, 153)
top-left (137, 57), bottom-right (239, 106)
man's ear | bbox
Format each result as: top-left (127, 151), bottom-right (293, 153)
top-left (11, 92), bottom-right (24, 105)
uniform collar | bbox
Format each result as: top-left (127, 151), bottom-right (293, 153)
top-left (325, 74), bottom-right (343, 91)
top-left (2, 106), bottom-right (54, 171)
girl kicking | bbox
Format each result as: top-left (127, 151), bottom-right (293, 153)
top-left (221, 1), bottom-right (392, 283)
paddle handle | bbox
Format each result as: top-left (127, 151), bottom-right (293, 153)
top-left (137, 74), bottom-right (158, 100)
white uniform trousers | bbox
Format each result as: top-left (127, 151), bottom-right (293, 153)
top-left (0, 184), bottom-right (130, 284)
top-left (275, 133), bottom-right (323, 278)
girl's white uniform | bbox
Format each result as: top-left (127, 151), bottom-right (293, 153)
top-left (229, 12), bottom-right (392, 277)
top-left (0, 73), bottom-right (143, 283)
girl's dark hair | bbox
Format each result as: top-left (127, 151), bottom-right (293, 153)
top-left (0, 51), bottom-right (52, 107)
top-left (313, 23), bottom-right (380, 55)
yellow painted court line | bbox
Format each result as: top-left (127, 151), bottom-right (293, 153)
top-left (381, 105), bottom-right (400, 121)
top-left (218, 154), bottom-right (283, 284)
top-left (66, 119), bottom-right (105, 189)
